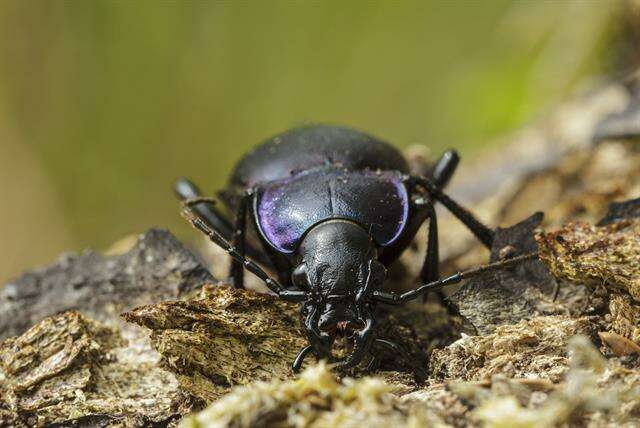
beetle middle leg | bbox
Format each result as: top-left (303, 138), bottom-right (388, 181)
top-left (431, 149), bottom-right (460, 188)
top-left (417, 200), bottom-right (459, 314)
top-left (410, 175), bottom-right (495, 248)
top-left (228, 190), bottom-right (252, 289)
top-left (420, 202), bottom-right (440, 283)
top-left (419, 200), bottom-right (455, 308)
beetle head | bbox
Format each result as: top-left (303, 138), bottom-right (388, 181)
top-left (293, 219), bottom-right (387, 368)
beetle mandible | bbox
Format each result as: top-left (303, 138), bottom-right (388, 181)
top-left (175, 125), bottom-right (534, 372)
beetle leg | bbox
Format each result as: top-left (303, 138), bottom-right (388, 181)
top-left (175, 178), bottom-right (234, 236)
top-left (408, 148), bottom-right (459, 188)
top-left (410, 175), bottom-right (495, 248)
top-left (229, 190), bottom-right (252, 289)
top-left (262, 241), bottom-right (296, 288)
top-left (412, 191), bottom-right (446, 306)
top-left (292, 345), bottom-right (314, 373)
top-left (420, 202), bottom-right (439, 284)
top-left (419, 201), bottom-right (456, 308)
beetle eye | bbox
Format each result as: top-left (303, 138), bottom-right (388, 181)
top-left (292, 264), bottom-right (309, 289)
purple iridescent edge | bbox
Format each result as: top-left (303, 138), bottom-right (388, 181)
top-left (257, 170), bottom-right (409, 253)
top-left (256, 183), bottom-right (301, 253)
top-left (387, 173), bottom-right (410, 246)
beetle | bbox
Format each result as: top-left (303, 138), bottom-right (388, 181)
top-left (175, 125), bottom-right (534, 373)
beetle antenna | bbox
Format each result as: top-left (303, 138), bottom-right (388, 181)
top-left (181, 204), bottom-right (307, 302)
top-left (373, 251), bottom-right (539, 304)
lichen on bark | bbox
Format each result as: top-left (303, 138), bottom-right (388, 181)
top-left (0, 311), bottom-right (190, 427)
top-left (537, 218), bottom-right (640, 301)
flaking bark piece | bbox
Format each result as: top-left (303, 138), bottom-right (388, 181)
top-left (536, 219), bottom-right (640, 300)
top-left (123, 285), bottom-right (455, 402)
top-left (123, 284), bottom-right (308, 402)
top-left (0, 311), bottom-right (189, 427)
top-left (608, 294), bottom-right (640, 345)
top-left (448, 213), bottom-right (557, 335)
top-left (429, 315), bottom-right (598, 383)
top-left (465, 336), bottom-right (640, 427)
top-left (0, 228), bottom-right (214, 340)
top-left (597, 197), bottom-right (640, 226)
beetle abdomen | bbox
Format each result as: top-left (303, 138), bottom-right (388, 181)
top-left (230, 125), bottom-right (410, 188)
top-left (256, 168), bottom-right (409, 253)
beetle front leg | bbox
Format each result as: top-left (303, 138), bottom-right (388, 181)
top-left (419, 201), bottom-right (460, 313)
top-left (365, 352), bottom-right (380, 372)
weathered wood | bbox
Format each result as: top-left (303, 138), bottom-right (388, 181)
top-left (0, 229), bottom-right (214, 340)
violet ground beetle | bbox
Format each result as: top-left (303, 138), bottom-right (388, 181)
top-left (175, 125), bottom-right (537, 373)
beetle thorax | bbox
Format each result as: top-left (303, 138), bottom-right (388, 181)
top-left (299, 219), bottom-right (374, 293)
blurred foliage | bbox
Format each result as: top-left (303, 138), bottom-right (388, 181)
top-left (0, 1), bottom-right (626, 281)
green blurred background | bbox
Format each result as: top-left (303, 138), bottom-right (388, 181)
top-left (0, 1), bottom-right (632, 282)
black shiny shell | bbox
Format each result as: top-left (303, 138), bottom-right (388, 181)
top-left (230, 125), bottom-right (410, 188)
